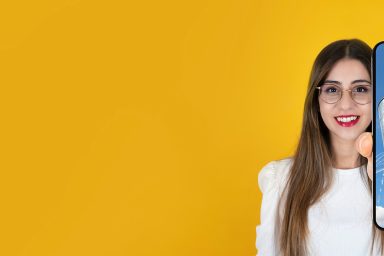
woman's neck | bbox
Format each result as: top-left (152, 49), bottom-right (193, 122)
top-left (330, 135), bottom-right (360, 169)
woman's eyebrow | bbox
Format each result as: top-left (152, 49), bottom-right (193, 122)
top-left (323, 80), bottom-right (341, 85)
top-left (323, 79), bottom-right (371, 85)
top-left (351, 79), bottom-right (371, 84)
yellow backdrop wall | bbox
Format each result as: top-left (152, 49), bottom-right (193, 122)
top-left (1, 0), bottom-right (384, 255)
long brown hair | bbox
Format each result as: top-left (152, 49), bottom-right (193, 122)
top-left (274, 39), bottom-right (384, 255)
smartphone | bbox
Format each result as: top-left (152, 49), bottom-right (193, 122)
top-left (374, 41), bottom-right (384, 229)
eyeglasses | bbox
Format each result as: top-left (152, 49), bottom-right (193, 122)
top-left (316, 84), bottom-right (372, 105)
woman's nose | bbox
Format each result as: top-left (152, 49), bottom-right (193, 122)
top-left (338, 91), bottom-right (355, 108)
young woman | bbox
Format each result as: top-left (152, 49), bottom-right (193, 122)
top-left (256, 39), bottom-right (384, 255)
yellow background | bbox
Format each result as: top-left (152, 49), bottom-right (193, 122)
top-left (1, 0), bottom-right (384, 255)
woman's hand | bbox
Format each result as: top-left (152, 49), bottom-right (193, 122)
top-left (355, 132), bottom-right (373, 181)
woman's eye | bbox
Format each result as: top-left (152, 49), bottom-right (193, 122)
top-left (354, 86), bottom-right (369, 93)
top-left (324, 86), bottom-right (338, 93)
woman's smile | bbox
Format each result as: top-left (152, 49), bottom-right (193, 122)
top-left (334, 115), bottom-right (360, 127)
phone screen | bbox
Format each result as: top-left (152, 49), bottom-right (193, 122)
top-left (374, 41), bottom-right (384, 229)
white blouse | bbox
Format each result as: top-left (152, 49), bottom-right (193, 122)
top-left (256, 157), bottom-right (384, 256)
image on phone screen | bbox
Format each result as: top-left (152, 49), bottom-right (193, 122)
top-left (374, 41), bottom-right (384, 229)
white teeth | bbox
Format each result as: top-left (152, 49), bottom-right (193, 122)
top-left (336, 116), bottom-right (358, 122)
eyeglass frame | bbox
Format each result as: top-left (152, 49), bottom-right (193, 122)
top-left (315, 84), bottom-right (372, 105)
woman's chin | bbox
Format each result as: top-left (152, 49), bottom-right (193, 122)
top-left (331, 131), bottom-right (362, 143)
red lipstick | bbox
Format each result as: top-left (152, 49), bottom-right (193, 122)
top-left (334, 115), bottom-right (360, 127)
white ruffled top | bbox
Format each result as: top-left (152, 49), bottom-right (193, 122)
top-left (256, 157), bottom-right (384, 256)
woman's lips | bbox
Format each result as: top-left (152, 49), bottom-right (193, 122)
top-left (334, 116), bottom-right (360, 127)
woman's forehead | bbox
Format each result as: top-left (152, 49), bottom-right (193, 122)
top-left (325, 59), bottom-right (370, 82)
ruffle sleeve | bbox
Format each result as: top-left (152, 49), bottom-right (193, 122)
top-left (255, 159), bottom-right (291, 256)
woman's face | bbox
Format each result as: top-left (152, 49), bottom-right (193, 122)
top-left (318, 58), bottom-right (371, 143)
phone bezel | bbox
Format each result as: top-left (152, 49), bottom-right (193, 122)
top-left (373, 41), bottom-right (384, 230)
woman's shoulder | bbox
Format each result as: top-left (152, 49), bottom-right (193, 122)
top-left (258, 157), bottom-right (293, 194)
